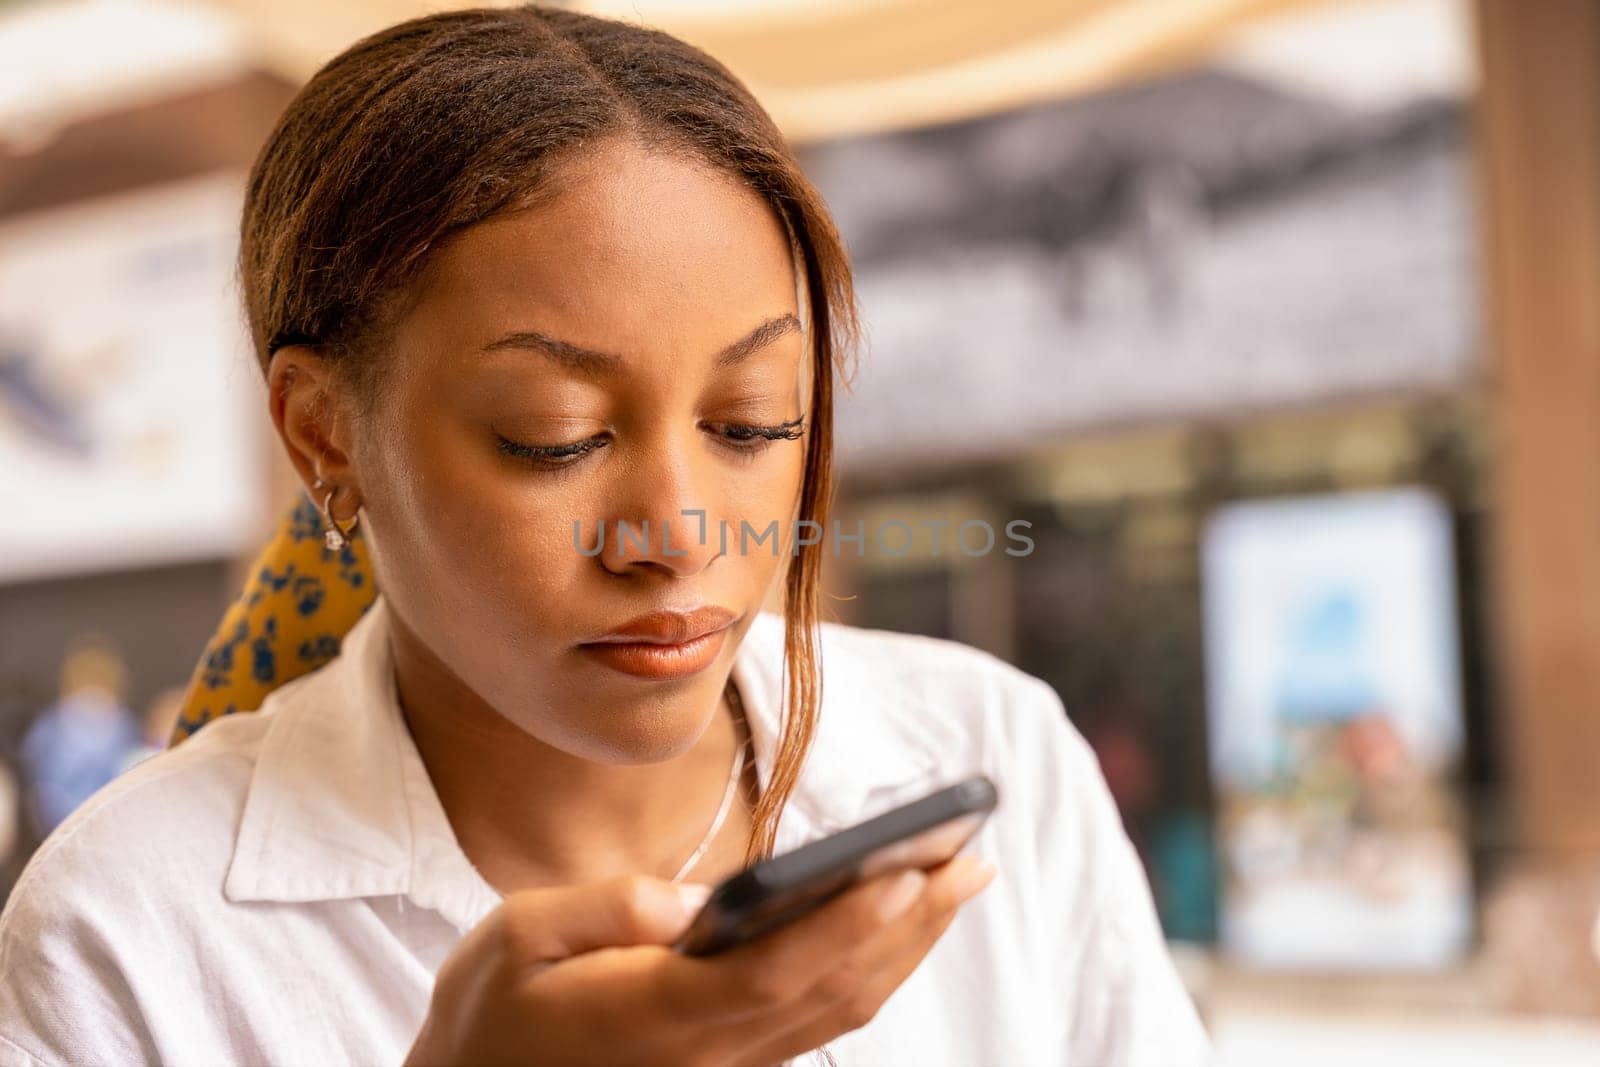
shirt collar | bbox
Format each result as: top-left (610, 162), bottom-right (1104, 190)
top-left (224, 595), bottom-right (940, 929)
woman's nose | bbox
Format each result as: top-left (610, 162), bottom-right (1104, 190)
top-left (594, 444), bottom-right (724, 577)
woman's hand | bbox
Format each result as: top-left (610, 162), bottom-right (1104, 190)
top-left (404, 853), bottom-right (997, 1067)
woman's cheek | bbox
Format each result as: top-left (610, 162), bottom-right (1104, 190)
top-left (723, 482), bottom-right (803, 562)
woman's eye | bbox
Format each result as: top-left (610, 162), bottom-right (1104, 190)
top-left (712, 417), bottom-right (808, 456)
top-left (494, 431), bottom-right (607, 469)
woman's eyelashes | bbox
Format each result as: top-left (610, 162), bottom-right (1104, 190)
top-left (715, 416), bottom-right (807, 446)
top-left (494, 433), bottom-right (606, 467)
top-left (493, 416), bottom-right (807, 471)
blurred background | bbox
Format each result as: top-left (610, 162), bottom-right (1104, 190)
top-left (1, 0), bottom-right (1598, 1062)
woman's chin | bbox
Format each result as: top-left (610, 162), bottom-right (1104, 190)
top-left (497, 699), bottom-right (717, 766)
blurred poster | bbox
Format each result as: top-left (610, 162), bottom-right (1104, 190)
top-left (1201, 487), bottom-right (1471, 970)
top-left (0, 172), bottom-right (265, 582)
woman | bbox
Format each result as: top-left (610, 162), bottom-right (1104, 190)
top-left (0, 6), bottom-right (1209, 1066)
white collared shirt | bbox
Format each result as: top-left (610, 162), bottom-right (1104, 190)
top-left (0, 596), bottom-right (1210, 1067)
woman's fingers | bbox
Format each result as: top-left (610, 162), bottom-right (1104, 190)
top-left (723, 854), bottom-right (996, 1066)
top-left (654, 865), bottom-right (932, 1023)
top-left (504, 875), bottom-right (710, 967)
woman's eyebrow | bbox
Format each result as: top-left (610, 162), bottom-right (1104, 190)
top-left (477, 313), bottom-right (801, 376)
top-left (714, 313), bottom-right (801, 367)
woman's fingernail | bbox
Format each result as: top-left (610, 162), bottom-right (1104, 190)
top-left (876, 869), bottom-right (927, 922)
top-left (675, 882), bottom-right (713, 917)
top-left (950, 857), bottom-right (997, 900)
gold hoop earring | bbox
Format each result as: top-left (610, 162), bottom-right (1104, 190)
top-left (318, 485), bottom-right (360, 551)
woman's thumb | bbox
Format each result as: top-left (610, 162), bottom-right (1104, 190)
top-left (503, 876), bottom-right (713, 963)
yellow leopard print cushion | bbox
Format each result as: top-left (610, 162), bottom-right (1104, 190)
top-left (172, 491), bottom-right (376, 745)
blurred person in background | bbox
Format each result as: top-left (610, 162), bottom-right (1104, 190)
top-left (16, 635), bottom-right (141, 837)
top-left (0, 5), bottom-right (1207, 1066)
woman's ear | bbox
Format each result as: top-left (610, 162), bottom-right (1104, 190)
top-left (265, 345), bottom-right (361, 502)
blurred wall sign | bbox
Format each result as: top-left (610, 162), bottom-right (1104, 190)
top-left (0, 172), bottom-right (265, 582)
top-left (804, 62), bottom-right (1479, 474)
top-left (1201, 487), bottom-right (1472, 970)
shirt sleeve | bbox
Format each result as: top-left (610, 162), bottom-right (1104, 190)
top-left (1014, 674), bottom-right (1213, 1067)
top-left (0, 842), bottom-right (161, 1067)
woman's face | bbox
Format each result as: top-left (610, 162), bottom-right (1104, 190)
top-left (332, 137), bottom-right (809, 762)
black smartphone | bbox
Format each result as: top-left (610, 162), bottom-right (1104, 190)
top-left (672, 774), bottom-right (999, 957)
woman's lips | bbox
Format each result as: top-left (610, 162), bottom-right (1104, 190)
top-left (577, 624), bottom-right (732, 679)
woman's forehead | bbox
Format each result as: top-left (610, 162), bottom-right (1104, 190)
top-left (397, 143), bottom-right (801, 365)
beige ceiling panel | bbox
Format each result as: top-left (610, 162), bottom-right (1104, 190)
top-left (204, 0), bottom-right (1348, 141)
